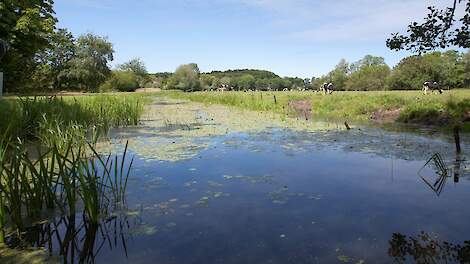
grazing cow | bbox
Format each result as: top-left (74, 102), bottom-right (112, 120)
top-left (423, 81), bottom-right (443, 95)
top-left (320, 82), bottom-right (335, 94)
top-left (326, 83), bottom-right (335, 94)
top-left (283, 88), bottom-right (288, 91)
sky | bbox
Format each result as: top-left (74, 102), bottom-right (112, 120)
top-left (55, 0), bottom-right (456, 78)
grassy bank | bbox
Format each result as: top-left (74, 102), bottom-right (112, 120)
top-left (0, 93), bottom-right (149, 246)
top-left (0, 93), bottom-right (150, 146)
top-left (163, 90), bottom-right (470, 131)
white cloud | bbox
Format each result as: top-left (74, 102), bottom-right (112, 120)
top-left (228, 0), bottom-right (463, 43)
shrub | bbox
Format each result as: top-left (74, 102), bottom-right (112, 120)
top-left (101, 71), bottom-right (139, 92)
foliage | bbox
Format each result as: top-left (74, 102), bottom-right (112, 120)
top-left (117, 58), bottom-right (148, 87)
top-left (0, 0), bottom-right (57, 91)
top-left (166, 63), bottom-right (201, 91)
top-left (237, 74), bottom-right (256, 90)
top-left (387, 0), bottom-right (470, 53)
top-left (388, 51), bottom-right (467, 90)
top-left (60, 34), bottom-right (114, 92)
top-left (209, 69), bottom-right (279, 80)
top-left (346, 65), bottom-right (391, 91)
top-left (101, 71), bottom-right (139, 92)
top-left (33, 28), bottom-right (76, 91)
top-left (314, 59), bottom-right (350, 90)
top-left (0, 94), bottom-right (146, 145)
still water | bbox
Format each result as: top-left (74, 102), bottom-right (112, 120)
top-left (13, 99), bottom-right (470, 263)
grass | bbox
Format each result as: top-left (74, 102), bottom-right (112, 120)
top-left (162, 90), bottom-right (470, 130)
top-left (0, 137), bottom-right (133, 242)
top-left (0, 94), bottom-right (150, 147)
top-left (0, 93), bottom-right (151, 246)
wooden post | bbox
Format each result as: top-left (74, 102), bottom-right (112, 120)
top-left (454, 156), bottom-right (460, 183)
top-left (454, 125), bottom-right (461, 154)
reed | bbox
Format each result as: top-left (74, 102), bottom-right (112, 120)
top-left (0, 94), bottom-right (147, 146)
top-left (0, 139), bottom-right (133, 239)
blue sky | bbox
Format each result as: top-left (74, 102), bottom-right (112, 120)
top-left (55, 0), bottom-right (450, 78)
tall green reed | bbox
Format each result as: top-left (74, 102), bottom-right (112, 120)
top-left (0, 139), bottom-right (134, 240)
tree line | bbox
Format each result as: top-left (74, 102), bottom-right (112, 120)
top-left (158, 65), bottom-right (308, 92)
top-left (312, 51), bottom-right (470, 91)
top-left (156, 50), bottom-right (470, 92)
top-left (0, 1), bottom-right (148, 93)
top-left (1, 1), bottom-right (469, 93)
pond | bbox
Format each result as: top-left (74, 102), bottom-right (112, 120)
top-left (8, 98), bottom-right (470, 263)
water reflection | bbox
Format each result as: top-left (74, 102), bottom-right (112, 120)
top-left (4, 211), bottom-right (139, 263)
top-left (419, 153), bottom-right (469, 196)
top-left (388, 232), bottom-right (470, 263)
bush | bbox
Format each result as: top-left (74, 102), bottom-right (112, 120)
top-left (101, 71), bottom-right (139, 92)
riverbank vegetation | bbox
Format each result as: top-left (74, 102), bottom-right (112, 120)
top-left (164, 90), bottom-right (470, 130)
top-left (0, 94), bottom-right (146, 147)
top-left (0, 93), bottom-right (148, 250)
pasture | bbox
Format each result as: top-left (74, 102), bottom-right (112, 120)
top-left (164, 90), bottom-right (470, 130)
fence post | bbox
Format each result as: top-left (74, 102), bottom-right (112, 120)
top-left (454, 125), bottom-right (461, 154)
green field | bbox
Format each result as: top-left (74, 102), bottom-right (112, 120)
top-left (162, 90), bottom-right (470, 130)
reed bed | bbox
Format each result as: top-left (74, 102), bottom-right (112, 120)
top-left (0, 93), bottom-right (149, 245)
top-left (0, 138), bottom-right (133, 243)
top-left (0, 94), bottom-right (147, 147)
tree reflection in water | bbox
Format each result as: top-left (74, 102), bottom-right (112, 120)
top-left (388, 232), bottom-right (470, 263)
top-left (4, 211), bottom-right (139, 263)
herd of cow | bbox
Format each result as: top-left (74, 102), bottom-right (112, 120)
top-left (212, 81), bottom-right (444, 95)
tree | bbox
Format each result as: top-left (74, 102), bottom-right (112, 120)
top-left (61, 34), bottom-right (114, 91)
top-left (269, 78), bottom-right (283, 90)
top-left (117, 58), bottom-right (148, 87)
top-left (100, 71), bottom-right (139, 92)
top-left (167, 63), bottom-right (201, 91)
top-left (255, 78), bottom-right (270, 90)
top-left (200, 74), bottom-right (216, 90)
top-left (0, 0), bottom-right (57, 91)
top-left (237, 74), bottom-right (256, 90)
top-left (464, 50), bottom-right (470, 86)
top-left (220, 77), bottom-right (231, 87)
top-left (328, 59), bottom-right (350, 90)
top-left (387, 0), bottom-right (470, 53)
top-left (387, 51), bottom-right (466, 90)
top-left (346, 65), bottom-right (391, 91)
top-left (350, 55), bottom-right (386, 73)
top-left (345, 55), bottom-right (390, 90)
top-left (34, 28), bottom-right (76, 90)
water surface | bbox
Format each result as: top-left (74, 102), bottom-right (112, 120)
top-left (13, 98), bottom-right (470, 263)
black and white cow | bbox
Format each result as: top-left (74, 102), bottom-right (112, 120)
top-left (320, 82), bottom-right (335, 94)
top-left (423, 81), bottom-right (443, 95)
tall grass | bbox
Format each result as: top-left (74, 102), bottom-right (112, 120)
top-left (0, 94), bottom-right (147, 146)
top-left (0, 138), bottom-right (133, 240)
top-left (0, 93), bottom-right (148, 244)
